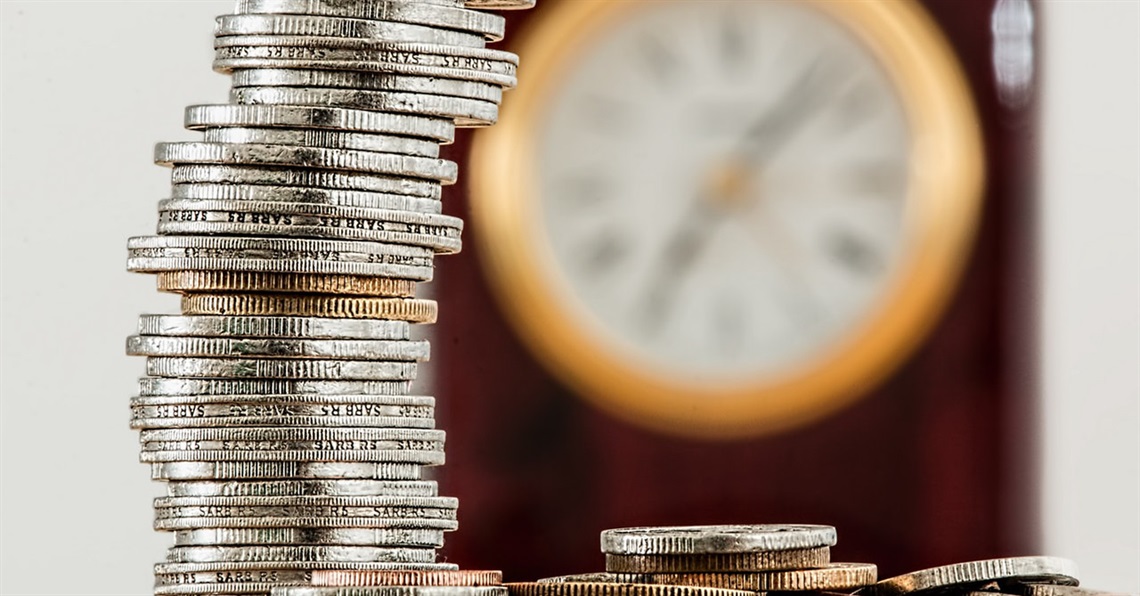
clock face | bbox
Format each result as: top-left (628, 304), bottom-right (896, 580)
top-left (470, 0), bottom-right (983, 437)
top-left (535, 0), bottom-right (911, 381)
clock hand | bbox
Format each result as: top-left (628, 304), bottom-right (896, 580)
top-left (638, 197), bottom-right (724, 336)
top-left (735, 55), bottom-right (842, 164)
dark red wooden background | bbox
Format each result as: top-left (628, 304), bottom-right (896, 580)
top-left (433, 0), bottom-right (1040, 581)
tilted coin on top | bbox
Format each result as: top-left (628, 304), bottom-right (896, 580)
top-left (868, 557), bottom-right (1081, 596)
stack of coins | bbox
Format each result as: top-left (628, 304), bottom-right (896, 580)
top-left (506, 525), bottom-right (877, 596)
top-left (504, 525), bottom-right (1129, 596)
top-left (125, 0), bottom-right (534, 594)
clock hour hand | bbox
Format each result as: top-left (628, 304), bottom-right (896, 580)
top-left (638, 199), bottom-right (723, 336)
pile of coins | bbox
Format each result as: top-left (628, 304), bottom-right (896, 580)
top-left (509, 525), bottom-right (875, 596)
top-left (501, 525), bottom-right (1128, 596)
top-left (125, 0), bottom-right (533, 594)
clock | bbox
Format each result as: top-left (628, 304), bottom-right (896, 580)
top-left (468, 0), bottom-right (984, 438)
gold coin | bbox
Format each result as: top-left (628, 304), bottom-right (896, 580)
top-left (157, 271), bottom-right (416, 297)
top-left (507, 582), bottom-right (753, 596)
top-left (312, 570), bottom-right (504, 587)
top-left (181, 294), bottom-right (437, 323)
top-left (630, 563), bottom-right (877, 592)
top-left (605, 547), bottom-right (830, 573)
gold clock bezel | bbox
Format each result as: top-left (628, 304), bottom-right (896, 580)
top-left (469, 0), bottom-right (985, 439)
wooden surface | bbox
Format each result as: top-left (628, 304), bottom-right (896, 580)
top-left (432, 0), bottom-right (1039, 580)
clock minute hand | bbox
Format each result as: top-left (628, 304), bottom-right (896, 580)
top-left (735, 57), bottom-right (832, 163)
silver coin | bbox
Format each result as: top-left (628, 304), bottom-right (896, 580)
top-left (869, 557), bottom-right (1081, 596)
top-left (213, 45), bottom-right (517, 84)
top-left (202, 127), bottom-right (440, 157)
top-left (172, 527), bottom-right (446, 547)
top-left (232, 0), bottom-right (505, 41)
top-left (230, 69), bottom-right (504, 103)
top-left (600, 525), bottom-right (839, 555)
top-left (142, 450), bottom-right (445, 465)
top-left (166, 479), bottom-right (438, 498)
top-left (166, 545), bottom-right (438, 564)
top-left (130, 395), bottom-right (434, 429)
top-left (144, 357), bottom-right (419, 380)
top-left (127, 236), bottom-right (434, 279)
top-left (156, 199), bottom-right (463, 253)
top-left (171, 184), bottom-right (442, 213)
top-left (154, 566), bottom-right (314, 590)
top-left (185, 104), bottom-right (454, 142)
top-left (132, 393), bottom-right (433, 415)
top-left (132, 415), bottom-right (433, 430)
top-left (137, 315), bottom-right (411, 340)
top-left (170, 165), bottom-right (443, 199)
top-left (280, 588), bottom-right (508, 596)
top-left (232, 86), bottom-right (499, 127)
top-left (214, 16), bottom-right (485, 48)
top-left (151, 461), bottom-right (424, 481)
top-left (140, 426), bottom-right (443, 445)
top-left (156, 494), bottom-right (456, 508)
top-left (138, 378), bottom-right (410, 397)
top-left (127, 235), bottom-right (434, 264)
top-left (127, 336), bottom-right (431, 361)
top-left (155, 143), bottom-right (458, 183)
top-left (156, 516), bottom-right (458, 532)
top-left (214, 56), bottom-right (516, 90)
top-left (154, 560), bottom-right (458, 575)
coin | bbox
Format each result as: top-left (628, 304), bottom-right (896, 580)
top-left (604, 547), bottom-right (831, 573)
top-left (231, 86), bottom-right (499, 127)
top-left (201, 127), bottom-right (441, 157)
top-left (628, 563), bottom-right (878, 591)
top-left (312, 569), bottom-right (504, 587)
top-left (282, 588), bottom-right (508, 596)
top-left (151, 461), bottom-right (424, 481)
top-left (156, 199), bottom-right (464, 253)
top-left (130, 394), bottom-right (435, 429)
top-left (214, 16), bottom-right (485, 48)
top-left (600, 525), bottom-right (839, 556)
top-left (170, 165), bottom-right (443, 198)
top-left (165, 545), bottom-right (438, 564)
top-left (213, 15), bottom-right (486, 48)
top-left (138, 378), bottom-right (410, 397)
top-left (144, 357), bottom-right (419, 380)
top-left (137, 315), bottom-right (413, 339)
top-left (229, 69), bottom-right (504, 104)
top-left (128, 335), bottom-right (430, 361)
top-left (180, 294), bottom-right (439, 322)
top-left (869, 557), bottom-right (1081, 596)
top-left (157, 271), bottom-right (419, 296)
top-left (169, 183), bottom-right (443, 213)
top-left (172, 527), bottom-right (446, 547)
top-left (184, 104), bottom-right (455, 141)
top-left (154, 142), bottom-right (459, 183)
top-left (505, 582), bottom-right (756, 596)
top-left (232, 0), bottom-right (507, 41)
top-left (165, 479), bottom-right (439, 497)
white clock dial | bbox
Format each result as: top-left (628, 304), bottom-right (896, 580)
top-left (535, 0), bottom-right (912, 382)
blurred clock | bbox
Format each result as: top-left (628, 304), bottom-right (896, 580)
top-left (470, 0), bottom-right (984, 438)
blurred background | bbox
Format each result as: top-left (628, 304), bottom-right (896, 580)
top-left (1, 1), bottom-right (1136, 594)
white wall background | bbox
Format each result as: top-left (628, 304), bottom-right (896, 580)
top-left (1, 1), bottom-right (1137, 594)
top-left (1039, 1), bottom-right (1140, 592)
